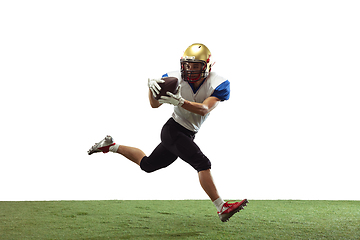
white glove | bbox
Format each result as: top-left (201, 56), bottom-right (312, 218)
top-left (148, 78), bottom-right (165, 98)
top-left (158, 85), bottom-right (185, 107)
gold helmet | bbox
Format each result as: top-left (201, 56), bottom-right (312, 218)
top-left (180, 43), bottom-right (212, 83)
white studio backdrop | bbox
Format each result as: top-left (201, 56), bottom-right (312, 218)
top-left (1, 0), bottom-right (359, 201)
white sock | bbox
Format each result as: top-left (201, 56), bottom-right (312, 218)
top-left (213, 197), bottom-right (225, 213)
top-left (109, 143), bottom-right (120, 153)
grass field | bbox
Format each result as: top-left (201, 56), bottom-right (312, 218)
top-left (1, 200), bottom-right (359, 239)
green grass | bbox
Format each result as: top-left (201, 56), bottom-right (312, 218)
top-left (1, 200), bottom-right (359, 239)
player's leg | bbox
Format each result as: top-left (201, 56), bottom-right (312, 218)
top-left (198, 165), bottom-right (248, 222)
top-left (115, 145), bottom-right (145, 166)
top-left (160, 119), bottom-right (218, 200)
top-left (198, 169), bottom-right (220, 201)
top-left (115, 120), bottom-right (179, 171)
top-left (164, 129), bottom-right (248, 222)
top-left (139, 143), bottom-right (178, 173)
top-left (88, 135), bottom-right (146, 165)
top-left (161, 126), bottom-right (223, 206)
top-left (88, 135), bottom-right (177, 171)
top-left (114, 144), bottom-right (178, 172)
top-left (88, 120), bottom-right (179, 172)
top-left (164, 130), bottom-right (216, 199)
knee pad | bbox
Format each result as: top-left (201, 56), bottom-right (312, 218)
top-left (139, 157), bottom-right (156, 173)
top-left (189, 154), bottom-right (212, 172)
top-left (195, 159), bottom-right (212, 172)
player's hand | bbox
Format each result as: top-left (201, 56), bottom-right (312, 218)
top-left (148, 78), bottom-right (165, 98)
top-left (159, 85), bottom-right (185, 107)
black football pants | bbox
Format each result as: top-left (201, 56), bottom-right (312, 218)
top-left (140, 118), bottom-right (211, 173)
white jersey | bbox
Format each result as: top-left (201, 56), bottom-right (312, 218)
top-left (162, 71), bottom-right (230, 132)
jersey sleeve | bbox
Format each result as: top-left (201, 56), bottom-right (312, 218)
top-left (162, 73), bottom-right (168, 78)
top-left (211, 80), bottom-right (230, 101)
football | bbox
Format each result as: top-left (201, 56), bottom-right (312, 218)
top-left (154, 77), bottom-right (179, 100)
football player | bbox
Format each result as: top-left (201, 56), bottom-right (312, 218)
top-left (88, 43), bottom-right (248, 222)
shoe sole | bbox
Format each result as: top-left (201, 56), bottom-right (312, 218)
top-left (220, 199), bottom-right (249, 222)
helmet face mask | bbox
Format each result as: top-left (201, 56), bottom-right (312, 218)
top-left (180, 59), bottom-right (207, 83)
top-left (180, 43), bottom-right (212, 83)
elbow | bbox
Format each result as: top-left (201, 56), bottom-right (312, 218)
top-left (150, 103), bottom-right (158, 108)
top-left (198, 108), bottom-right (210, 116)
top-left (150, 101), bottom-right (162, 108)
top-left (182, 101), bottom-right (211, 116)
top-left (148, 90), bottom-right (162, 108)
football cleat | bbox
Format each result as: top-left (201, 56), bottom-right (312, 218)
top-left (88, 135), bottom-right (115, 155)
top-left (218, 199), bottom-right (248, 222)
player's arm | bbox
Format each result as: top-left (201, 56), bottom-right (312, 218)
top-left (181, 97), bottom-right (220, 116)
top-left (182, 80), bottom-right (230, 115)
top-left (148, 89), bottom-right (162, 108)
top-left (159, 85), bottom-right (224, 116)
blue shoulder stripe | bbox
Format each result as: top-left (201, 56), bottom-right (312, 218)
top-left (211, 80), bottom-right (230, 101)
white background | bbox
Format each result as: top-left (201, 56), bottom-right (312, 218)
top-left (1, 0), bottom-right (359, 201)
